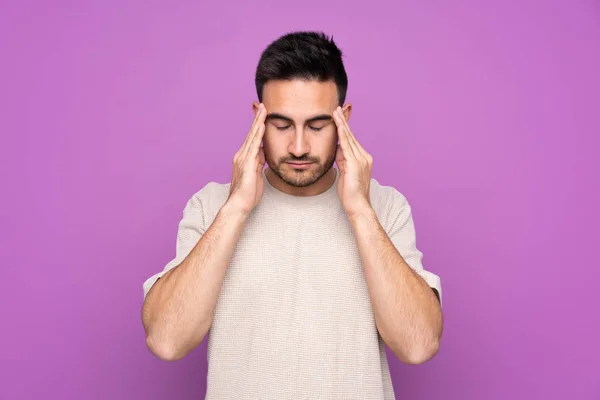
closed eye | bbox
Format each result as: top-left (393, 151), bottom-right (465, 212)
top-left (275, 125), bottom-right (325, 131)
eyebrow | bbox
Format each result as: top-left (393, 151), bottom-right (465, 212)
top-left (265, 113), bottom-right (333, 124)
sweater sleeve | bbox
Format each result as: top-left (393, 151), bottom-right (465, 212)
top-left (380, 187), bottom-right (442, 306)
top-left (141, 188), bottom-right (208, 299)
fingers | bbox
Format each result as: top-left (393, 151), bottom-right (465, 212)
top-left (248, 122), bottom-right (265, 159)
top-left (333, 107), bottom-right (357, 160)
top-left (333, 107), bottom-right (372, 165)
top-left (335, 144), bottom-right (345, 163)
top-left (257, 147), bottom-right (266, 172)
top-left (335, 144), bottom-right (346, 172)
top-left (236, 107), bottom-right (260, 159)
top-left (243, 105), bottom-right (266, 155)
top-left (336, 107), bottom-right (364, 155)
top-left (237, 104), bottom-right (267, 162)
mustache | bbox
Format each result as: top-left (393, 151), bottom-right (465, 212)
top-left (279, 155), bottom-right (320, 163)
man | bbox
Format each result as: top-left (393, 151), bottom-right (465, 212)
top-left (141, 31), bottom-right (443, 399)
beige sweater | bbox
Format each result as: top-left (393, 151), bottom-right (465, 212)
top-left (143, 168), bottom-right (442, 399)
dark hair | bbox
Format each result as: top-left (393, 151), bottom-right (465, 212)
top-left (255, 31), bottom-right (348, 106)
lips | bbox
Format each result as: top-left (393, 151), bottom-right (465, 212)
top-left (285, 161), bottom-right (313, 169)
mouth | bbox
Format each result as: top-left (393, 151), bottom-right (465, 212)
top-left (285, 161), bottom-right (313, 169)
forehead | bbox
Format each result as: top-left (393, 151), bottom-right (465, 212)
top-left (262, 79), bottom-right (338, 118)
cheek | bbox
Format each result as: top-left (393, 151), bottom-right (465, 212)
top-left (262, 131), bottom-right (274, 149)
top-left (317, 131), bottom-right (338, 152)
top-left (317, 125), bottom-right (338, 144)
top-left (262, 132), bottom-right (282, 158)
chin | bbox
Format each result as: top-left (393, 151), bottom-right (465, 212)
top-left (273, 163), bottom-right (333, 188)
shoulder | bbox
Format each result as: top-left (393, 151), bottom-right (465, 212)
top-left (184, 180), bottom-right (231, 216)
top-left (368, 178), bottom-right (412, 227)
top-left (369, 178), bottom-right (410, 212)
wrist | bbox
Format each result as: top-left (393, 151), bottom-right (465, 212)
top-left (220, 199), bottom-right (251, 222)
top-left (347, 205), bottom-right (377, 225)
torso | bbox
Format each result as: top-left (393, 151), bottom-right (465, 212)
top-left (204, 171), bottom-right (395, 399)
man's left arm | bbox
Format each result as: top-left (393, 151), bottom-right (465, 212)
top-left (332, 106), bottom-right (443, 365)
top-left (349, 200), bottom-right (443, 365)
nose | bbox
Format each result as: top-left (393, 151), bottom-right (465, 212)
top-left (288, 128), bottom-right (310, 157)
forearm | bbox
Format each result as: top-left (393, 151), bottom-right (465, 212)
top-left (349, 208), bottom-right (442, 364)
top-left (142, 201), bottom-right (249, 360)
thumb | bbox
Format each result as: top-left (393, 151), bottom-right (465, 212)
top-left (257, 147), bottom-right (266, 172)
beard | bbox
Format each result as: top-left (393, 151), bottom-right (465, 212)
top-left (266, 147), bottom-right (337, 188)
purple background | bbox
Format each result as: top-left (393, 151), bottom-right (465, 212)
top-left (1, 1), bottom-right (599, 399)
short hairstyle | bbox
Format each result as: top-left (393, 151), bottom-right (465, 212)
top-left (255, 31), bottom-right (348, 106)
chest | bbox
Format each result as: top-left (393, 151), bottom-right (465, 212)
top-left (214, 202), bottom-right (375, 329)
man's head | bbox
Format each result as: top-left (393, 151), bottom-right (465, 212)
top-left (253, 31), bottom-right (352, 191)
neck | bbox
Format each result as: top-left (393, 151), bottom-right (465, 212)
top-left (265, 167), bottom-right (337, 197)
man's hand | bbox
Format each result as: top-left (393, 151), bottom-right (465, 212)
top-left (227, 103), bottom-right (267, 215)
top-left (333, 106), bottom-right (374, 218)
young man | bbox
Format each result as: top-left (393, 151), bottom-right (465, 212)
top-left (141, 31), bottom-right (443, 399)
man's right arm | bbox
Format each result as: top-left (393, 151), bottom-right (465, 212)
top-left (141, 200), bottom-right (249, 361)
top-left (142, 102), bottom-right (267, 361)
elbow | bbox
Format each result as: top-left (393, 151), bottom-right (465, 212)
top-left (388, 336), bottom-right (440, 365)
top-left (144, 320), bottom-right (211, 361)
top-left (142, 312), bottom-right (211, 361)
top-left (146, 334), bottom-right (186, 361)
top-left (398, 339), bottom-right (440, 365)
top-left (145, 333), bottom-right (198, 362)
top-left (142, 305), bottom-right (210, 361)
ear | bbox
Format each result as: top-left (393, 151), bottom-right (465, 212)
top-left (342, 103), bottom-right (352, 121)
